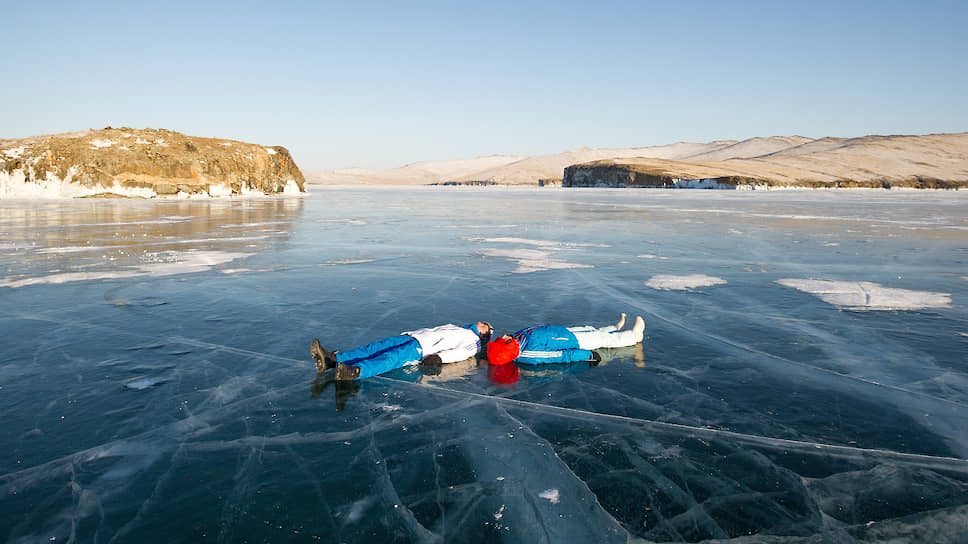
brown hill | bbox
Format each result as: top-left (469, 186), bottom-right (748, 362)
top-left (563, 133), bottom-right (968, 189)
top-left (0, 127), bottom-right (306, 198)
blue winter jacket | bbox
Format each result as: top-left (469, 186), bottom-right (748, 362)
top-left (512, 325), bottom-right (594, 365)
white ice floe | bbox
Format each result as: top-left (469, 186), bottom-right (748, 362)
top-left (538, 489), bottom-right (560, 504)
top-left (0, 250), bottom-right (248, 288)
top-left (775, 279), bottom-right (952, 311)
top-left (637, 254), bottom-right (669, 260)
top-left (481, 248), bottom-right (592, 274)
top-left (469, 236), bottom-right (609, 248)
top-left (646, 274), bottom-right (727, 290)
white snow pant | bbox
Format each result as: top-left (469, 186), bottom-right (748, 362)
top-left (567, 325), bottom-right (641, 350)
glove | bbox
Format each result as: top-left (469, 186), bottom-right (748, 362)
top-left (590, 351), bottom-right (602, 365)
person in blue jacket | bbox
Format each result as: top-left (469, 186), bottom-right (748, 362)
top-left (311, 321), bottom-right (492, 380)
top-left (487, 314), bottom-right (644, 366)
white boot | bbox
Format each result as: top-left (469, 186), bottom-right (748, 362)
top-left (632, 316), bottom-right (645, 341)
top-left (615, 312), bottom-right (627, 330)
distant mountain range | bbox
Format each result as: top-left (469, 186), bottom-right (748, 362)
top-left (306, 133), bottom-right (968, 189)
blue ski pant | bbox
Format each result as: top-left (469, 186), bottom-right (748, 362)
top-left (336, 334), bottom-right (422, 380)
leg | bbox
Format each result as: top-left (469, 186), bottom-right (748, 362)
top-left (336, 334), bottom-right (414, 364)
top-left (341, 336), bottom-right (422, 380)
top-left (571, 320), bottom-right (644, 349)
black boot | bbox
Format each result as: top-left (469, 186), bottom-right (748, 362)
top-left (311, 339), bottom-right (337, 372)
top-left (335, 362), bottom-right (361, 381)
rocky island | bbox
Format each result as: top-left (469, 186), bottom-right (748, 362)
top-left (0, 127), bottom-right (306, 198)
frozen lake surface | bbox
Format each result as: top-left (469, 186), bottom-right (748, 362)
top-left (1, 188), bottom-right (967, 543)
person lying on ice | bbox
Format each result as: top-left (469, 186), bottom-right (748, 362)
top-left (486, 314), bottom-right (645, 366)
top-left (310, 322), bottom-right (493, 380)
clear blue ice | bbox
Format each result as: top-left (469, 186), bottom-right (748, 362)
top-left (1, 188), bottom-right (966, 542)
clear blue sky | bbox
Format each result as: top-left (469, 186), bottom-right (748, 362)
top-left (3, 1), bottom-right (966, 170)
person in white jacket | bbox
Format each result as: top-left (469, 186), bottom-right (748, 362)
top-left (311, 322), bottom-right (492, 380)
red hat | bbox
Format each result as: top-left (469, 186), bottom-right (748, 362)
top-left (488, 362), bottom-right (519, 385)
top-left (487, 337), bottom-right (520, 366)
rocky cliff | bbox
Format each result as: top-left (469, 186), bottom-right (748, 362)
top-left (563, 133), bottom-right (968, 189)
top-left (0, 127), bottom-right (306, 198)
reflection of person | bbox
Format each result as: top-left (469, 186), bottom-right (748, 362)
top-left (310, 322), bottom-right (492, 380)
top-left (419, 355), bottom-right (480, 382)
top-left (310, 373), bottom-right (360, 412)
top-left (487, 314), bottom-right (644, 365)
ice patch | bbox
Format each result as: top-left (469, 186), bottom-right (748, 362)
top-left (125, 377), bottom-right (167, 390)
top-left (321, 258), bottom-right (377, 266)
top-left (89, 139), bottom-right (118, 149)
top-left (538, 489), bottom-right (560, 504)
top-left (637, 254), bottom-right (669, 260)
top-left (646, 274), bottom-right (727, 290)
top-left (481, 248), bottom-right (593, 274)
top-left (317, 218), bottom-right (366, 225)
top-left (469, 237), bottom-right (609, 248)
top-left (494, 504), bottom-right (506, 520)
top-left (0, 250), bottom-right (249, 288)
top-left (776, 279), bottom-right (952, 311)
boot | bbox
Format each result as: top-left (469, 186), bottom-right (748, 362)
top-left (311, 339), bottom-right (337, 372)
top-left (615, 313), bottom-right (627, 330)
top-left (632, 316), bottom-right (646, 341)
top-left (335, 362), bottom-right (361, 381)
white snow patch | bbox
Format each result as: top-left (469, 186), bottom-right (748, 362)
top-left (538, 489), bottom-right (560, 504)
top-left (155, 139), bottom-right (169, 147)
top-left (776, 279), bottom-right (951, 311)
top-left (221, 142), bottom-right (233, 146)
top-left (264, 147), bottom-right (276, 155)
top-left (646, 274), bottom-right (727, 290)
top-left (134, 137), bottom-right (150, 145)
top-left (3, 146), bottom-right (26, 158)
top-left (469, 236), bottom-right (609, 248)
top-left (283, 179), bottom-right (301, 194)
top-left (0, 168), bottom-right (156, 199)
top-left (89, 139), bottom-right (118, 149)
top-left (481, 248), bottom-right (592, 274)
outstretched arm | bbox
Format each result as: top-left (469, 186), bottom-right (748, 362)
top-left (516, 348), bottom-right (594, 365)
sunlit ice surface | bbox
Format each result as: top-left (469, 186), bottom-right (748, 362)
top-left (1, 188), bottom-right (966, 542)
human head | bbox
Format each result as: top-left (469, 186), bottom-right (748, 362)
top-left (487, 336), bottom-right (520, 365)
top-left (477, 321), bottom-right (493, 345)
